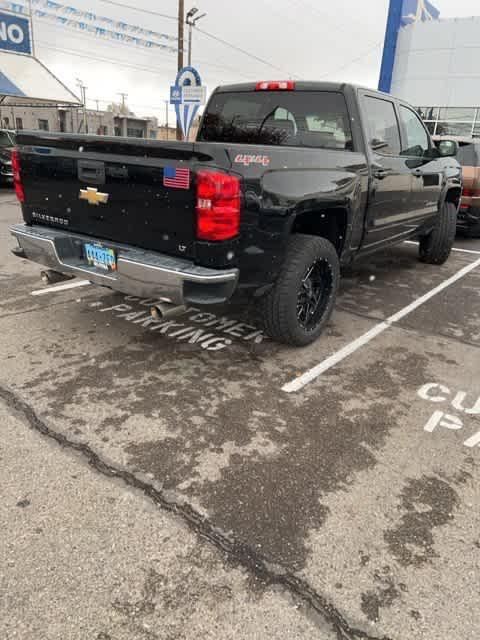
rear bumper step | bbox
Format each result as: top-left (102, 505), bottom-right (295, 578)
top-left (10, 224), bottom-right (239, 305)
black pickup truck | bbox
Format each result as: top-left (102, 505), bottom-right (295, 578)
top-left (11, 82), bottom-right (462, 345)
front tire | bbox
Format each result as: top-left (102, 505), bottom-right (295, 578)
top-left (260, 234), bottom-right (340, 346)
top-left (419, 201), bottom-right (457, 265)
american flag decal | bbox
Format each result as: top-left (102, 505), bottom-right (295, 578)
top-left (163, 166), bottom-right (190, 189)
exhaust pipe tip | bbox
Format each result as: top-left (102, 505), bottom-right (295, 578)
top-left (150, 303), bottom-right (186, 320)
top-left (151, 305), bottom-right (162, 320)
top-left (40, 270), bottom-right (74, 285)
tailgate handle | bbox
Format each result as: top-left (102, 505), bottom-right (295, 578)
top-left (78, 160), bottom-right (106, 185)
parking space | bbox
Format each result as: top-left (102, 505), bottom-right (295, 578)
top-left (1, 191), bottom-right (479, 640)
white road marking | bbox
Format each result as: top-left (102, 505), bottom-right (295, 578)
top-left (31, 279), bottom-right (91, 296)
top-left (282, 256), bottom-right (480, 393)
top-left (405, 240), bottom-right (480, 256)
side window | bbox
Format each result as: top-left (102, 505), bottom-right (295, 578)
top-left (364, 96), bottom-right (401, 155)
top-left (399, 106), bottom-right (429, 157)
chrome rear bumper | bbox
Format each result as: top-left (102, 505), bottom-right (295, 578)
top-left (10, 224), bottom-right (239, 305)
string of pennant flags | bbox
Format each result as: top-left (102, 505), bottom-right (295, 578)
top-left (1, 0), bottom-right (180, 52)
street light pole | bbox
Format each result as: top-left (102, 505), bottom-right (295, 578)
top-left (164, 100), bottom-right (169, 140)
top-left (186, 7), bottom-right (206, 67)
top-left (76, 78), bottom-right (88, 134)
top-left (176, 0), bottom-right (184, 141)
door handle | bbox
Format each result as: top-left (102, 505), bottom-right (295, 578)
top-left (412, 169), bottom-right (423, 178)
top-left (373, 168), bottom-right (390, 180)
top-left (77, 160), bottom-right (106, 185)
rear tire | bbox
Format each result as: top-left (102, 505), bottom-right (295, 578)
top-left (260, 234), bottom-right (340, 346)
top-left (419, 201), bottom-right (457, 265)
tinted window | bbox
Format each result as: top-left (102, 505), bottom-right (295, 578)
top-left (364, 96), bottom-right (400, 155)
top-left (457, 143), bottom-right (480, 167)
top-left (0, 131), bottom-right (14, 147)
top-left (399, 106), bottom-right (429, 156)
top-left (199, 91), bottom-right (353, 150)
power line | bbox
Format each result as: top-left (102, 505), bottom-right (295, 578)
top-left (30, 0), bottom-right (178, 41)
top-left (33, 9), bottom-right (179, 53)
top-left (318, 43), bottom-right (383, 80)
top-left (35, 30), bottom-right (254, 79)
top-left (73, 0), bottom-right (299, 79)
top-left (37, 42), bottom-right (253, 86)
top-left (96, 0), bottom-right (177, 22)
top-left (297, 0), bottom-right (373, 33)
top-left (194, 26), bottom-right (300, 79)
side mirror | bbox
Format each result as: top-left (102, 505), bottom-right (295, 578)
top-left (371, 138), bottom-right (389, 151)
top-left (436, 139), bottom-right (458, 157)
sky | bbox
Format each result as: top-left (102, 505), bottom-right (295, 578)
top-left (30, 0), bottom-right (480, 124)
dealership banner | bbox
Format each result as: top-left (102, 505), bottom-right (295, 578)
top-left (379, 0), bottom-right (440, 93)
top-left (0, 0), bottom-right (179, 53)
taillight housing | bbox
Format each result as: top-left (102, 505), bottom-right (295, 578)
top-left (12, 149), bottom-right (25, 203)
top-left (196, 170), bottom-right (241, 241)
top-left (462, 187), bottom-right (480, 198)
top-left (255, 80), bottom-right (295, 91)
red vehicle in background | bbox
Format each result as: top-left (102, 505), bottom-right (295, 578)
top-left (435, 136), bottom-right (480, 237)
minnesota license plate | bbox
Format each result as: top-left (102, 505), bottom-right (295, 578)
top-left (84, 243), bottom-right (117, 271)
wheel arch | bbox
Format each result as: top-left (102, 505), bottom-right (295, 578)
top-left (444, 186), bottom-right (462, 210)
top-left (290, 207), bottom-right (349, 257)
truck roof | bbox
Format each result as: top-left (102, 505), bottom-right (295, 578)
top-left (214, 81), bottom-right (391, 97)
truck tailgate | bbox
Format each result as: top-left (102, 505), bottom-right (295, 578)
top-left (16, 132), bottom-right (206, 260)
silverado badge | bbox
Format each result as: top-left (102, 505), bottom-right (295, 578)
top-left (79, 187), bottom-right (109, 206)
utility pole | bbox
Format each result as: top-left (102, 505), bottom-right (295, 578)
top-left (117, 92), bottom-right (128, 114)
top-left (76, 78), bottom-right (88, 134)
top-left (27, 0), bottom-right (35, 57)
top-left (176, 0), bottom-right (184, 140)
top-left (186, 7), bottom-right (206, 66)
top-left (94, 99), bottom-right (103, 134)
top-left (164, 100), bottom-right (169, 140)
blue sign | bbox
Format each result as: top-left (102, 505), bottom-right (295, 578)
top-left (170, 85), bottom-right (182, 105)
top-left (170, 66), bottom-right (205, 139)
top-left (0, 11), bottom-right (32, 55)
top-left (378, 0), bottom-right (440, 93)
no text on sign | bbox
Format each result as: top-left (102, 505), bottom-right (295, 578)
top-left (0, 11), bottom-right (32, 55)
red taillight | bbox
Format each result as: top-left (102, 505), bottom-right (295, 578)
top-left (12, 149), bottom-right (25, 203)
top-left (255, 80), bottom-right (295, 91)
top-left (462, 188), bottom-right (480, 198)
top-left (196, 170), bottom-right (240, 241)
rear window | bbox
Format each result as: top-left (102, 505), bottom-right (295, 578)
top-left (198, 91), bottom-right (353, 151)
top-left (456, 142), bottom-right (480, 167)
top-left (0, 131), bottom-right (14, 147)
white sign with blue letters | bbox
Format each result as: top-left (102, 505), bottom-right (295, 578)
top-left (0, 11), bottom-right (31, 55)
top-left (170, 66), bottom-right (206, 139)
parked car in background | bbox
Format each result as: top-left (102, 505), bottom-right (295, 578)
top-left (434, 136), bottom-right (480, 237)
top-left (0, 129), bottom-right (16, 185)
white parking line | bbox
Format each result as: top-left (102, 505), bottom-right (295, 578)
top-left (282, 257), bottom-right (480, 393)
top-left (31, 280), bottom-right (91, 296)
top-left (405, 240), bottom-right (480, 256)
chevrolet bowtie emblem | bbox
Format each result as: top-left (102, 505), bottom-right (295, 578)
top-left (79, 187), bottom-right (109, 206)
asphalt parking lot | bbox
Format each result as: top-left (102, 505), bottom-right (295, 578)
top-left (1, 189), bottom-right (479, 640)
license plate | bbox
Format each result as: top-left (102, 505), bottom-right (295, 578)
top-left (84, 243), bottom-right (117, 271)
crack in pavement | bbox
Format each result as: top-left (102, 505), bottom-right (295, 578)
top-left (0, 383), bottom-right (393, 640)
